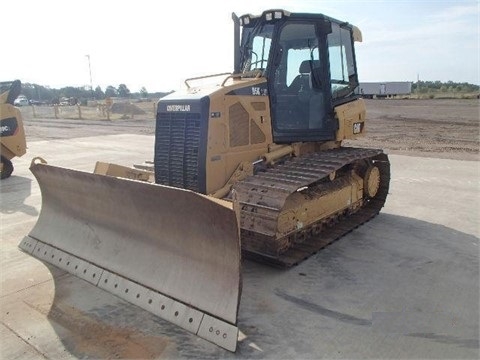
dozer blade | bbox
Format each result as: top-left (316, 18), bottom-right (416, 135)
top-left (19, 159), bottom-right (241, 351)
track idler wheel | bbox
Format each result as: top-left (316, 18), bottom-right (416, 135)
top-left (364, 165), bottom-right (380, 198)
top-left (0, 155), bottom-right (14, 179)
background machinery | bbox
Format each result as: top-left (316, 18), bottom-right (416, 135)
top-left (20, 10), bottom-right (390, 351)
top-left (0, 80), bottom-right (27, 179)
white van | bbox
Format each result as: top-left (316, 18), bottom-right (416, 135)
top-left (14, 95), bottom-right (29, 106)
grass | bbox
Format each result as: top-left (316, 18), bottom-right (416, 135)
top-left (408, 92), bottom-right (478, 100)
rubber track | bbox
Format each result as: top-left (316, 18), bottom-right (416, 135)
top-left (234, 147), bottom-right (390, 268)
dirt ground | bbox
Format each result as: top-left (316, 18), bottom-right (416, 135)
top-left (21, 98), bottom-right (479, 161)
top-left (347, 99), bottom-right (479, 161)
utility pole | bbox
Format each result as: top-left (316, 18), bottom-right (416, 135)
top-left (86, 54), bottom-right (94, 99)
top-left (416, 73), bottom-right (420, 97)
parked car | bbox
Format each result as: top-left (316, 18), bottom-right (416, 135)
top-left (59, 97), bottom-right (78, 106)
top-left (14, 95), bottom-right (29, 106)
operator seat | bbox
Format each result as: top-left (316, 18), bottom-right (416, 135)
top-left (288, 61), bottom-right (312, 94)
top-left (291, 60), bottom-right (325, 129)
top-left (299, 60), bottom-right (321, 98)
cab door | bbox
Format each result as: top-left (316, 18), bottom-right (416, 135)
top-left (268, 20), bottom-right (334, 143)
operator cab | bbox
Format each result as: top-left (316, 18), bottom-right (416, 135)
top-left (237, 10), bottom-right (361, 143)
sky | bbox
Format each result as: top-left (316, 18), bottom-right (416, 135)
top-left (2, 0), bottom-right (478, 93)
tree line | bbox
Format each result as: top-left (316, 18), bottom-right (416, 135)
top-left (18, 80), bottom-right (479, 103)
top-left (412, 80), bottom-right (479, 94)
top-left (19, 83), bottom-right (172, 104)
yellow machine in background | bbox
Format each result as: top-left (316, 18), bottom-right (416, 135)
top-left (0, 80), bottom-right (27, 179)
top-left (20, 10), bottom-right (390, 351)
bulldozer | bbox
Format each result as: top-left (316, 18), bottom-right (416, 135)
top-left (20, 10), bottom-right (390, 352)
top-left (0, 80), bottom-right (27, 179)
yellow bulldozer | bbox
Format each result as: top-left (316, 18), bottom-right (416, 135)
top-left (20, 10), bottom-right (390, 351)
top-left (0, 80), bottom-right (27, 179)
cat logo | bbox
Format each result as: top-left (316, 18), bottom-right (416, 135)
top-left (353, 122), bottom-right (362, 134)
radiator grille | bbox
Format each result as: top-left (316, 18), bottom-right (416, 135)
top-left (229, 102), bottom-right (249, 147)
top-left (155, 112), bottom-right (201, 191)
top-left (251, 119), bottom-right (266, 144)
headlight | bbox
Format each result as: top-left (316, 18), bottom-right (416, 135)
top-left (262, 9), bottom-right (289, 21)
top-left (240, 15), bottom-right (250, 26)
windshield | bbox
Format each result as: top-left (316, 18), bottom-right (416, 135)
top-left (240, 23), bottom-right (275, 75)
